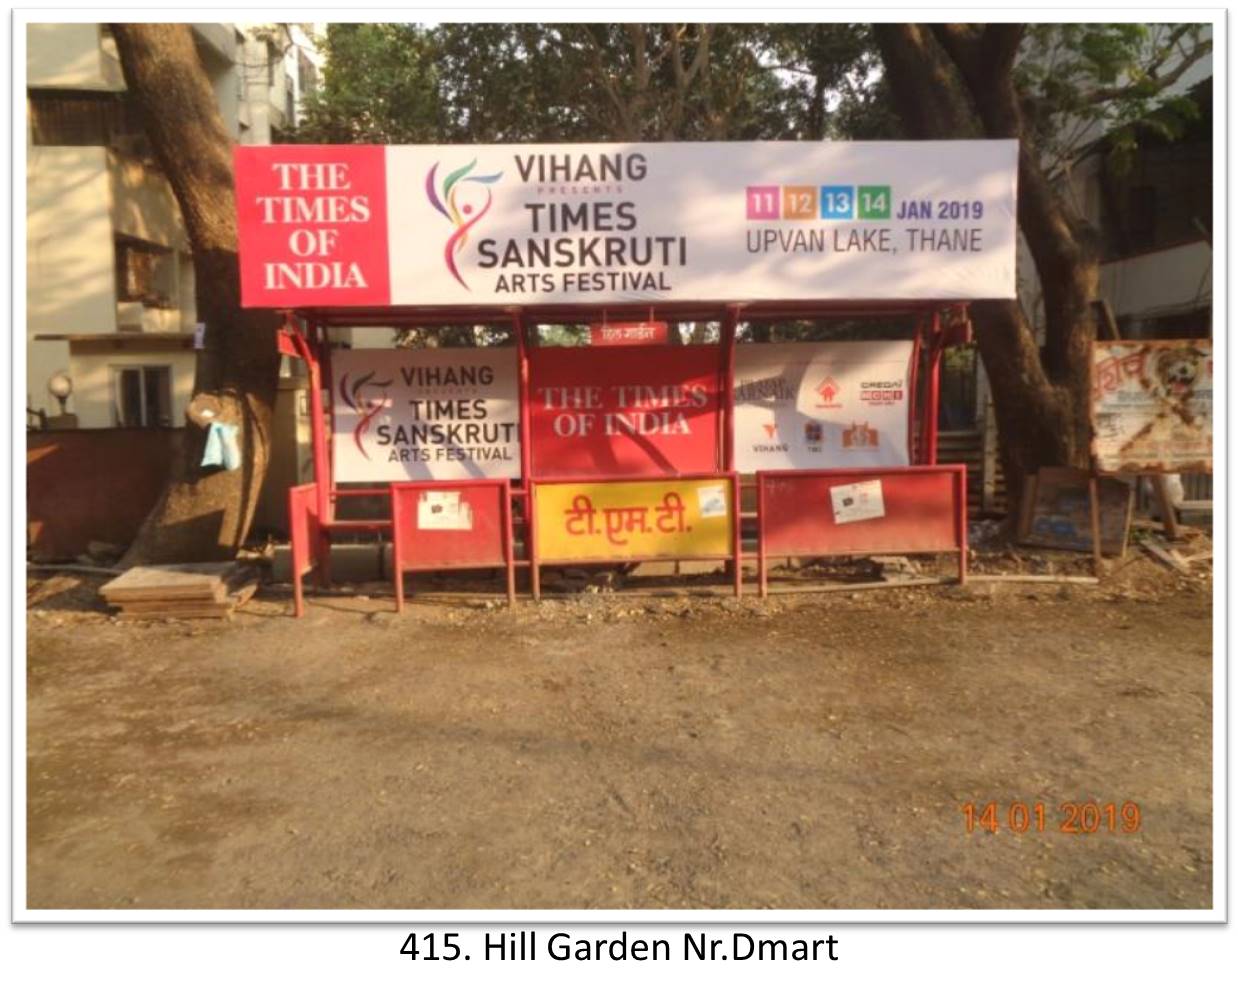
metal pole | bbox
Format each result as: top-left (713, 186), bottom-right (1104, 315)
top-left (925, 311), bottom-right (943, 466)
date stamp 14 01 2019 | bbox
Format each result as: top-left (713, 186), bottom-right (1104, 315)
top-left (962, 801), bottom-right (1142, 835)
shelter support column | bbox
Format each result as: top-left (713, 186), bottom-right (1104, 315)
top-left (922, 311), bottom-right (945, 466)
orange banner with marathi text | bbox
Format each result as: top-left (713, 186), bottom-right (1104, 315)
top-left (534, 478), bottom-right (734, 562)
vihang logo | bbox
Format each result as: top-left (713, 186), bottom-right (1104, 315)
top-left (425, 159), bottom-right (504, 289)
top-left (339, 370), bottom-right (393, 459)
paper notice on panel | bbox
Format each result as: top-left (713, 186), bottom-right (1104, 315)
top-left (417, 491), bottom-right (473, 530)
top-left (830, 480), bottom-right (885, 524)
top-left (696, 484), bottom-right (728, 518)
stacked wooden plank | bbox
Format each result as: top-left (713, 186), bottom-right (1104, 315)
top-left (99, 562), bottom-right (259, 619)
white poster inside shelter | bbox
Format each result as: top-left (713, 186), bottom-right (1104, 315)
top-left (332, 348), bottom-right (521, 482)
top-left (830, 480), bottom-right (886, 524)
top-left (416, 491), bottom-right (473, 530)
top-left (733, 341), bottom-right (913, 471)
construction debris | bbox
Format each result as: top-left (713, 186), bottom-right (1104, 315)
top-left (967, 574), bottom-right (1099, 585)
top-left (868, 556), bottom-right (920, 581)
top-left (27, 574), bottom-right (80, 607)
top-left (1139, 538), bottom-right (1192, 575)
top-left (27, 562), bottom-right (122, 576)
top-left (99, 562), bottom-right (259, 619)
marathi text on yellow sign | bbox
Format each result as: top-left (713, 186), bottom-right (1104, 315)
top-left (534, 479), bottom-right (734, 562)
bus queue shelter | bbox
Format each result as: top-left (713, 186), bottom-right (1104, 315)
top-left (234, 140), bottom-right (1019, 611)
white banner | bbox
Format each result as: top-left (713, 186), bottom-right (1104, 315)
top-left (236, 140), bottom-right (1019, 307)
top-left (387, 141), bottom-right (1017, 304)
top-left (331, 348), bottom-right (521, 482)
top-left (733, 341), bottom-right (914, 471)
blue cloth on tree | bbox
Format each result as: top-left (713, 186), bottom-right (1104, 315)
top-left (201, 421), bottom-right (241, 471)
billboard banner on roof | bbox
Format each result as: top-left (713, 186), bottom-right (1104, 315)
top-left (235, 140), bottom-right (1018, 308)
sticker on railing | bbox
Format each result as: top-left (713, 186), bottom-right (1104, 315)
top-left (417, 491), bottom-right (473, 530)
top-left (697, 484), bottom-right (728, 518)
top-left (830, 480), bottom-right (885, 524)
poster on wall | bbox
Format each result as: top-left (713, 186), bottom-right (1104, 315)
top-left (1091, 340), bottom-right (1212, 473)
top-left (528, 344), bottom-right (721, 478)
top-left (235, 140), bottom-right (1018, 308)
top-left (331, 347), bottom-right (521, 482)
top-left (732, 341), bottom-right (914, 471)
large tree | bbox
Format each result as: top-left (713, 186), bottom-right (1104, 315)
top-left (872, 23), bottom-right (1210, 507)
top-left (296, 23), bottom-right (878, 145)
top-left (112, 24), bottom-right (282, 565)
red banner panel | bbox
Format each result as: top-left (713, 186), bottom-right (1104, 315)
top-left (235, 145), bottom-right (390, 308)
top-left (528, 344), bottom-right (722, 477)
top-left (758, 466), bottom-right (965, 558)
top-left (588, 322), bottom-right (670, 346)
top-left (391, 482), bottom-right (509, 569)
top-left (390, 481), bottom-right (515, 609)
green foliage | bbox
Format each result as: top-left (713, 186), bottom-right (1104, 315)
top-left (291, 23), bottom-right (882, 145)
top-left (1014, 24), bottom-right (1210, 176)
top-left (759, 23), bottom-right (897, 139)
top-left (295, 24), bottom-right (442, 143)
top-left (292, 22), bottom-right (1209, 190)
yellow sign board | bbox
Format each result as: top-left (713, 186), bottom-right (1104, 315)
top-left (534, 478), bottom-right (735, 562)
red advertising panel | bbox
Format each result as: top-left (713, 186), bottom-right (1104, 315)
top-left (528, 344), bottom-right (722, 477)
top-left (588, 322), bottom-right (670, 347)
top-left (234, 145), bottom-right (390, 308)
top-left (288, 483), bottom-right (322, 618)
top-left (757, 466), bottom-right (966, 593)
top-left (390, 481), bottom-right (514, 608)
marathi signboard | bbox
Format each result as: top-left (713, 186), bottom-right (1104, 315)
top-left (534, 478), bottom-right (734, 562)
top-left (235, 140), bottom-right (1018, 308)
top-left (733, 341), bottom-right (913, 471)
top-left (331, 348), bottom-right (520, 482)
top-left (1091, 340), bottom-right (1212, 473)
top-left (589, 321), bottom-right (669, 346)
top-left (528, 344), bottom-right (721, 478)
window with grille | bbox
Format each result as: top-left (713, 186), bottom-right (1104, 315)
top-left (29, 89), bottom-right (148, 152)
top-left (115, 238), bottom-right (175, 308)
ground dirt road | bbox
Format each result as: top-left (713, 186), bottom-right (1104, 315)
top-left (26, 565), bottom-right (1212, 910)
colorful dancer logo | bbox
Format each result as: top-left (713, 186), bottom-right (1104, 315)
top-left (425, 159), bottom-right (504, 289)
top-left (339, 371), bottom-right (392, 460)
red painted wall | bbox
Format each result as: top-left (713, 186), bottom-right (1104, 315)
top-left (27, 429), bottom-right (180, 561)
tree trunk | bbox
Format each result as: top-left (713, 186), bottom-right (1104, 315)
top-left (111, 24), bottom-right (282, 566)
top-left (873, 23), bottom-right (1095, 513)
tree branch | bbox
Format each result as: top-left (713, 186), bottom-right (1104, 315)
top-left (571, 26), bottom-right (637, 139)
top-left (1079, 34), bottom-right (1211, 105)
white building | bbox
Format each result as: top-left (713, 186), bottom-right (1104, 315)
top-left (25, 22), bottom-right (323, 428)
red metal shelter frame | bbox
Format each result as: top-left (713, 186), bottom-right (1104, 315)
top-left (390, 479), bottom-right (516, 609)
top-left (755, 464), bottom-right (969, 597)
top-left (278, 300), bottom-right (970, 610)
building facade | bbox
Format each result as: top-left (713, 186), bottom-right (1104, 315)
top-left (25, 22), bottom-right (322, 429)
